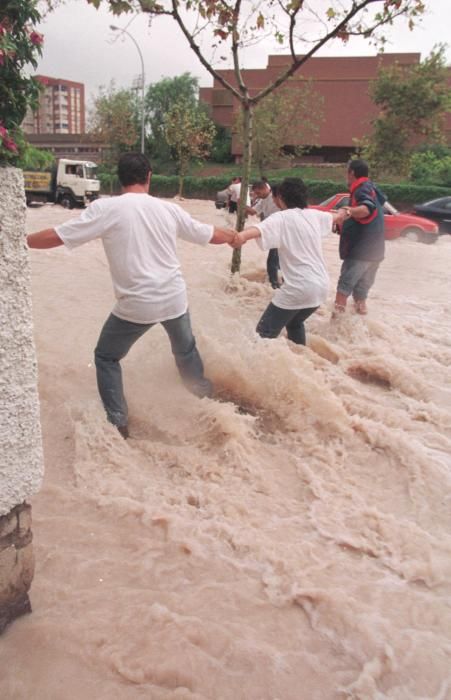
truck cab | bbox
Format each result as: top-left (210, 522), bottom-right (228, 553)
top-left (56, 159), bottom-right (100, 208)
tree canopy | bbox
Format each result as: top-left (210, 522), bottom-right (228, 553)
top-left (89, 81), bottom-right (140, 163)
top-left (361, 46), bottom-right (451, 176)
top-left (164, 97), bottom-right (216, 196)
top-left (239, 80), bottom-right (324, 177)
top-left (145, 72), bottom-right (199, 164)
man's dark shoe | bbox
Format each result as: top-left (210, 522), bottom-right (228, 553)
top-left (117, 424), bottom-right (129, 440)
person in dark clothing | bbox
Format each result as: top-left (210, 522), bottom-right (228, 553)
top-left (247, 180), bottom-right (281, 288)
top-left (334, 159), bottom-right (386, 315)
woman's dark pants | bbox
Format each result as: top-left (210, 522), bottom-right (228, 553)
top-left (256, 303), bottom-right (318, 346)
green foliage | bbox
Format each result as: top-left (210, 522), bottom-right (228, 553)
top-left (145, 73), bottom-right (199, 162)
top-left (0, 0), bottom-right (43, 163)
top-left (97, 162), bottom-right (120, 194)
top-left (380, 182), bottom-right (450, 209)
top-left (164, 98), bottom-right (216, 196)
top-left (89, 82), bottom-right (140, 164)
top-left (210, 125), bottom-right (233, 163)
top-left (361, 46), bottom-right (451, 177)
top-left (16, 143), bottom-right (54, 170)
top-left (410, 149), bottom-right (451, 187)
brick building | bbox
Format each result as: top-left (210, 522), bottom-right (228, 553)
top-left (200, 53), bottom-right (451, 163)
top-left (23, 75), bottom-right (85, 135)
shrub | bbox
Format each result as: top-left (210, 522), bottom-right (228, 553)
top-left (410, 150), bottom-right (451, 188)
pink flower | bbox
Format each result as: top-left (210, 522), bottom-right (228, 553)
top-left (3, 138), bottom-right (18, 153)
top-left (0, 123), bottom-right (18, 153)
top-left (29, 31), bottom-right (43, 46)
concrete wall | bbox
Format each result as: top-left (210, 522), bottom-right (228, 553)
top-left (0, 166), bottom-right (44, 631)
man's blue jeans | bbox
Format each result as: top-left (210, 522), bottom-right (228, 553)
top-left (337, 259), bottom-right (380, 300)
top-left (94, 311), bottom-right (212, 428)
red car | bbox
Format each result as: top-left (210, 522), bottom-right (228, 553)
top-left (313, 193), bottom-right (439, 244)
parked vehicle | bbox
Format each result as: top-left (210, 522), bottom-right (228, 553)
top-left (313, 193), bottom-right (439, 243)
top-left (24, 159), bottom-right (100, 208)
top-left (413, 197), bottom-right (451, 235)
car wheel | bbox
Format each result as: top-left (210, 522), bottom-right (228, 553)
top-left (60, 194), bottom-right (75, 209)
top-left (421, 232), bottom-right (438, 245)
top-left (401, 227), bottom-right (422, 242)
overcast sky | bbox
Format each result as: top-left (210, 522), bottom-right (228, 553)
top-left (35, 0), bottom-right (451, 114)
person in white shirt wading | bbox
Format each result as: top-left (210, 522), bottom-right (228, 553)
top-left (27, 152), bottom-right (236, 439)
top-left (232, 178), bottom-right (347, 345)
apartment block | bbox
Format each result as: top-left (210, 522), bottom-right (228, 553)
top-left (23, 75), bottom-right (85, 135)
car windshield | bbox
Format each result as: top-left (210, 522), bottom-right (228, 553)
top-left (384, 201), bottom-right (398, 215)
top-left (84, 165), bottom-right (97, 179)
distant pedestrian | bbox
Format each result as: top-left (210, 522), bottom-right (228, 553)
top-left (247, 180), bottom-right (281, 288)
top-left (227, 176), bottom-right (242, 214)
top-left (334, 159), bottom-right (386, 315)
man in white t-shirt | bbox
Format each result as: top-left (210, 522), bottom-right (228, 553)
top-left (232, 178), bottom-right (347, 345)
top-left (247, 180), bottom-right (281, 288)
top-left (27, 152), bottom-right (236, 438)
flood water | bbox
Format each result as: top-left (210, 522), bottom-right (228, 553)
top-left (1, 199), bottom-right (451, 699)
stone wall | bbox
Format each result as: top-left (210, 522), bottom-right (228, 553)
top-left (0, 503), bottom-right (34, 633)
top-left (0, 166), bottom-right (44, 632)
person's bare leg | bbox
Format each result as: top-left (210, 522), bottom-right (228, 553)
top-left (353, 297), bottom-right (368, 315)
top-left (334, 291), bottom-right (348, 313)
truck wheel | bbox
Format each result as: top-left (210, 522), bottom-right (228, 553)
top-left (60, 194), bottom-right (75, 209)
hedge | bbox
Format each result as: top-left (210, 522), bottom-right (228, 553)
top-left (150, 174), bottom-right (450, 209)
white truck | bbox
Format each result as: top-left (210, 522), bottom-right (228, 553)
top-left (24, 158), bottom-right (100, 208)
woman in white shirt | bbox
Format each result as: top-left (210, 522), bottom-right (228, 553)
top-left (233, 178), bottom-right (346, 345)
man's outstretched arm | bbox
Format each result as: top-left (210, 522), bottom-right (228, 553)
top-left (27, 229), bottom-right (64, 249)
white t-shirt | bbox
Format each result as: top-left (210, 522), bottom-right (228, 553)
top-left (255, 208), bottom-right (333, 310)
top-left (55, 193), bottom-right (213, 324)
top-left (228, 182), bottom-right (241, 202)
top-left (254, 192), bottom-right (280, 220)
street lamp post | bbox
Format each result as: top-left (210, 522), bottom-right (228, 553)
top-left (110, 25), bottom-right (145, 154)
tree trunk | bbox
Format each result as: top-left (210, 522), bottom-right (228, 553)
top-left (231, 102), bottom-right (253, 274)
top-left (178, 174), bottom-right (184, 198)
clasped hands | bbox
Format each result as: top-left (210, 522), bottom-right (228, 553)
top-left (226, 230), bottom-right (246, 248)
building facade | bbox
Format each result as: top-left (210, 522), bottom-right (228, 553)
top-left (26, 133), bottom-right (104, 163)
top-left (23, 75), bottom-right (85, 135)
top-left (200, 53), bottom-right (451, 162)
